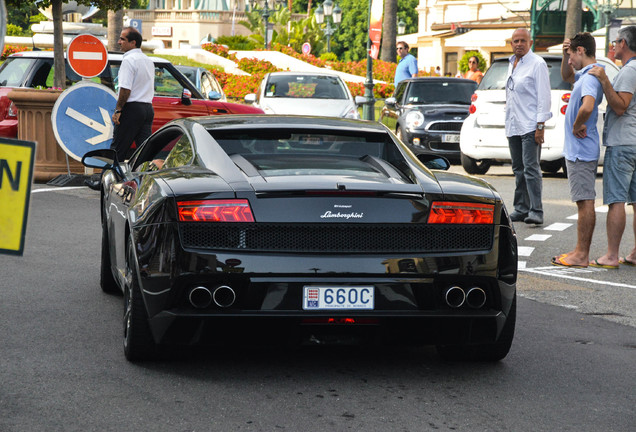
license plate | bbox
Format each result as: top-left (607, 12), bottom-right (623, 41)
top-left (443, 134), bottom-right (460, 143)
top-left (303, 286), bottom-right (374, 310)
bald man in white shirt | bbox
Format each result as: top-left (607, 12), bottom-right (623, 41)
top-left (505, 28), bottom-right (552, 226)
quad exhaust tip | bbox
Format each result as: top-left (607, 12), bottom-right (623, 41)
top-left (213, 285), bottom-right (236, 308)
top-left (189, 286), bottom-right (212, 309)
top-left (444, 286), bottom-right (487, 309)
top-left (188, 285), bottom-right (237, 308)
top-left (444, 286), bottom-right (466, 308)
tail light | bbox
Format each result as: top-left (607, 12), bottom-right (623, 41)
top-left (471, 93), bottom-right (478, 102)
top-left (469, 104), bottom-right (476, 114)
top-left (177, 199), bottom-right (254, 222)
top-left (428, 201), bottom-right (494, 224)
top-left (7, 102), bottom-right (17, 118)
top-left (560, 92), bottom-right (570, 115)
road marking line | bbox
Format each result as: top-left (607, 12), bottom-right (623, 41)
top-left (518, 246), bottom-right (534, 257)
top-left (544, 222), bottom-right (572, 231)
top-left (32, 187), bottom-right (85, 193)
top-left (518, 261), bottom-right (527, 269)
top-left (521, 266), bottom-right (636, 290)
top-left (567, 213), bottom-right (578, 220)
top-left (525, 234), bottom-right (551, 241)
top-left (596, 205), bottom-right (609, 213)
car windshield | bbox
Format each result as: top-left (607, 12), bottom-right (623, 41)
top-left (210, 128), bottom-right (412, 181)
top-left (479, 58), bottom-right (571, 90)
top-left (264, 75), bottom-right (347, 99)
top-left (404, 80), bottom-right (477, 105)
top-left (0, 58), bottom-right (38, 87)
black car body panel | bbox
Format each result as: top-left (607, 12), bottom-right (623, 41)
top-left (86, 115), bottom-right (517, 361)
top-left (380, 78), bottom-right (477, 161)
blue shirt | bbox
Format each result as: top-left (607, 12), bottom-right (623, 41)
top-left (395, 54), bottom-right (418, 86)
top-left (564, 63), bottom-right (604, 161)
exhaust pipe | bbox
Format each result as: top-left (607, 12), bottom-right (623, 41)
top-left (444, 286), bottom-right (466, 308)
top-left (466, 287), bottom-right (487, 309)
top-left (189, 286), bottom-right (212, 309)
top-left (213, 285), bottom-right (236, 308)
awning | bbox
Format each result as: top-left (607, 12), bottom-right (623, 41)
top-left (444, 29), bottom-right (513, 48)
top-left (396, 33), bottom-right (419, 47)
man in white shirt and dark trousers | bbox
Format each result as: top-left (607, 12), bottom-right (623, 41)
top-left (111, 27), bottom-right (155, 162)
top-left (505, 28), bottom-right (552, 225)
top-left (85, 27), bottom-right (154, 190)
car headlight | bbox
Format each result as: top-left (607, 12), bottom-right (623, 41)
top-left (343, 106), bottom-right (361, 119)
top-left (405, 111), bottom-right (424, 130)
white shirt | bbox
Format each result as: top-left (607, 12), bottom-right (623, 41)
top-left (505, 51), bottom-right (552, 137)
top-left (118, 48), bottom-right (154, 103)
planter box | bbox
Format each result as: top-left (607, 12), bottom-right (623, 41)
top-left (8, 88), bottom-right (85, 182)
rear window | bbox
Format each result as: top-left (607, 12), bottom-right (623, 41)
top-left (479, 58), bottom-right (570, 91)
top-left (209, 128), bottom-right (412, 181)
top-left (264, 75), bottom-right (347, 99)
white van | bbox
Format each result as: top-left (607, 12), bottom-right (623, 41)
top-left (459, 54), bottom-right (620, 175)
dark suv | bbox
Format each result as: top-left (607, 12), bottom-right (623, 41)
top-left (380, 77), bottom-right (477, 161)
top-left (0, 51), bottom-right (262, 138)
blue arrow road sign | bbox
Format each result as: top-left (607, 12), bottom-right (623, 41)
top-left (52, 81), bottom-right (117, 161)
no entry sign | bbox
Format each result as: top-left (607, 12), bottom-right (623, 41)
top-left (66, 34), bottom-right (108, 78)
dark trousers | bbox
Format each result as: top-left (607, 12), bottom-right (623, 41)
top-left (111, 102), bottom-right (154, 161)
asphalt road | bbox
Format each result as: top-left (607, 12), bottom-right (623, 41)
top-left (0, 181), bottom-right (634, 431)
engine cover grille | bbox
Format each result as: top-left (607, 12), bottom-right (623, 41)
top-left (180, 223), bottom-right (493, 253)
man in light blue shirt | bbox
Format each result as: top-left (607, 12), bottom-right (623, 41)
top-left (394, 41), bottom-right (418, 87)
top-left (552, 33), bottom-right (604, 268)
top-left (505, 28), bottom-right (552, 225)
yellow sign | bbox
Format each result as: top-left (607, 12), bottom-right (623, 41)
top-left (0, 139), bottom-right (36, 255)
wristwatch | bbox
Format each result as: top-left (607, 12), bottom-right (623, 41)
top-left (537, 123), bottom-right (545, 130)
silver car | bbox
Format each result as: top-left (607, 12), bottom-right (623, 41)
top-left (244, 72), bottom-right (365, 118)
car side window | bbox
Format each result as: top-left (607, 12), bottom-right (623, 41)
top-left (163, 135), bottom-right (194, 169)
top-left (154, 66), bottom-right (183, 97)
top-left (200, 73), bottom-right (213, 97)
top-left (394, 83), bottom-right (407, 104)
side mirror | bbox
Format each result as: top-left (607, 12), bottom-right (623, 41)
top-left (417, 153), bottom-right (450, 171)
top-left (82, 148), bottom-right (125, 178)
top-left (82, 149), bottom-right (117, 169)
top-left (208, 91), bottom-right (222, 100)
top-left (244, 93), bottom-right (257, 104)
top-left (384, 97), bottom-right (397, 109)
top-left (354, 95), bottom-right (368, 106)
top-left (181, 88), bottom-right (192, 106)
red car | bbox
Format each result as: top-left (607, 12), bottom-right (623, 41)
top-left (0, 51), bottom-right (262, 137)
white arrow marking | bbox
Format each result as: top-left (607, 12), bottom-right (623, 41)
top-left (65, 106), bottom-right (113, 145)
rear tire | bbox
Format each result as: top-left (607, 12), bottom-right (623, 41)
top-left (436, 296), bottom-right (516, 362)
top-left (540, 158), bottom-right (563, 174)
top-left (460, 152), bottom-right (491, 175)
top-left (100, 221), bottom-right (119, 294)
top-left (123, 236), bottom-right (157, 361)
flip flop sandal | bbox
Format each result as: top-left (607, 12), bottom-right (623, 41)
top-left (619, 257), bottom-right (636, 267)
top-left (551, 255), bottom-right (587, 268)
top-left (589, 259), bottom-right (619, 269)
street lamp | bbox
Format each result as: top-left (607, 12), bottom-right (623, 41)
top-left (398, 19), bottom-right (406, 36)
top-left (250, 0), bottom-right (286, 50)
top-left (315, 0), bottom-right (342, 53)
top-left (362, 0), bottom-right (375, 121)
